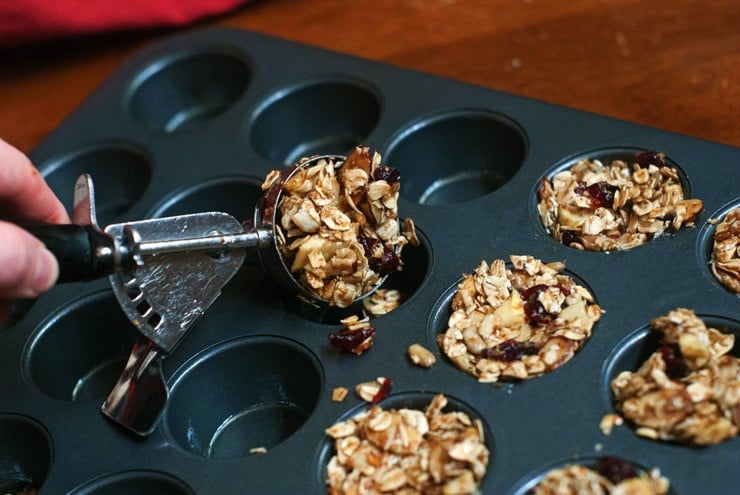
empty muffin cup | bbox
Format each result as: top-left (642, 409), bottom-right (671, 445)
top-left (148, 175), bottom-right (263, 222)
top-left (69, 470), bottom-right (194, 495)
top-left (24, 291), bottom-right (138, 402)
top-left (128, 50), bottom-right (250, 132)
top-left (163, 336), bottom-right (323, 459)
top-left (250, 79), bottom-right (381, 164)
top-left (40, 144), bottom-right (152, 226)
top-left (0, 414), bottom-right (52, 494)
top-left (384, 110), bottom-right (526, 205)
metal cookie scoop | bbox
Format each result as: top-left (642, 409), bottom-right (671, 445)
top-left (24, 154), bottom-right (398, 436)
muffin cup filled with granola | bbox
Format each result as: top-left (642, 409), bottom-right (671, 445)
top-left (519, 456), bottom-right (670, 495)
top-left (537, 149), bottom-right (703, 251)
top-left (322, 393), bottom-right (491, 495)
top-left (609, 309), bottom-right (739, 446)
top-left (437, 255), bottom-right (602, 383)
top-left (709, 206), bottom-right (740, 294)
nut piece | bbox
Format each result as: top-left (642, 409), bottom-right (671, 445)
top-left (408, 343), bottom-right (436, 368)
top-left (249, 447), bottom-right (267, 455)
top-left (537, 151), bottom-right (703, 251)
top-left (533, 460), bottom-right (669, 495)
top-left (610, 308), bottom-right (739, 446)
top-left (325, 394), bottom-right (489, 494)
top-left (437, 255), bottom-right (601, 383)
top-left (332, 387), bottom-right (349, 402)
top-left (267, 146), bottom-right (418, 308)
top-left (710, 207), bottom-right (740, 294)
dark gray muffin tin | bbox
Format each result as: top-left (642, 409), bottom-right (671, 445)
top-left (1, 28), bottom-right (738, 494)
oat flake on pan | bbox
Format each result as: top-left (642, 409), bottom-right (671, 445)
top-left (437, 255), bottom-right (602, 383)
top-left (611, 308), bottom-right (739, 446)
top-left (262, 146), bottom-right (418, 308)
top-left (537, 150), bottom-right (703, 251)
top-left (325, 393), bottom-right (489, 495)
top-left (710, 206), bottom-right (740, 294)
top-left (532, 457), bottom-right (670, 495)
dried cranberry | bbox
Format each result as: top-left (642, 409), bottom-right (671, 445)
top-left (520, 284), bottom-right (552, 326)
top-left (360, 236), bottom-right (383, 257)
top-left (635, 150), bottom-right (665, 167)
top-left (361, 236), bottom-right (401, 275)
top-left (595, 456), bottom-right (638, 484)
top-left (585, 181), bottom-right (617, 208)
top-left (372, 166), bottom-right (401, 184)
top-left (481, 339), bottom-right (540, 361)
top-left (328, 326), bottom-right (376, 355)
top-left (372, 378), bottom-right (392, 404)
top-left (659, 343), bottom-right (689, 379)
top-left (560, 230), bottom-right (581, 247)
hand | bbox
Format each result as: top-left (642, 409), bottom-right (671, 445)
top-left (0, 138), bottom-right (69, 323)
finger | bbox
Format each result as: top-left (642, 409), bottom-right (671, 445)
top-left (0, 138), bottom-right (70, 224)
top-left (0, 221), bottom-right (59, 299)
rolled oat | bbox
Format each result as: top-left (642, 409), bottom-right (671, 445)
top-left (437, 255), bottom-right (601, 383)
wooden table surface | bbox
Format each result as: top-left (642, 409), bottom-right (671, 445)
top-left (1, 0), bottom-right (739, 156)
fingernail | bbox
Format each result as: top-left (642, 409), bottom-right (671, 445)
top-left (31, 248), bottom-right (59, 294)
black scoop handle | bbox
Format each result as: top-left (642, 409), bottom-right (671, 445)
top-left (23, 224), bottom-right (117, 283)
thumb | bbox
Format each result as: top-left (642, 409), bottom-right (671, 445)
top-left (0, 221), bottom-right (59, 299)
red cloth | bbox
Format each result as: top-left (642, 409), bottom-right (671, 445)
top-left (0, 0), bottom-right (249, 46)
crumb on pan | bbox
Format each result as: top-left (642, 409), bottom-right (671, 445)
top-left (332, 387), bottom-right (349, 402)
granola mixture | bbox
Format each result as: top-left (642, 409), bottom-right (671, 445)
top-left (532, 457), bottom-right (669, 495)
top-left (710, 207), bottom-right (740, 294)
top-left (328, 315), bottom-right (376, 355)
top-left (611, 308), bottom-right (739, 446)
top-left (325, 394), bottom-right (489, 495)
top-left (437, 255), bottom-right (601, 383)
top-left (261, 146), bottom-right (418, 308)
top-left (537, 151), bottom-right (703, 251)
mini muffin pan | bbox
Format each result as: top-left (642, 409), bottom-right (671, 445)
top-left (1, 28), bottom-right (738, 494)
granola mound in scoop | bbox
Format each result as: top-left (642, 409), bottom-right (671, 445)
top-left (438, 255), bottom-right (602, 383)
top-left (261, 146), bottom-right (418, 308)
